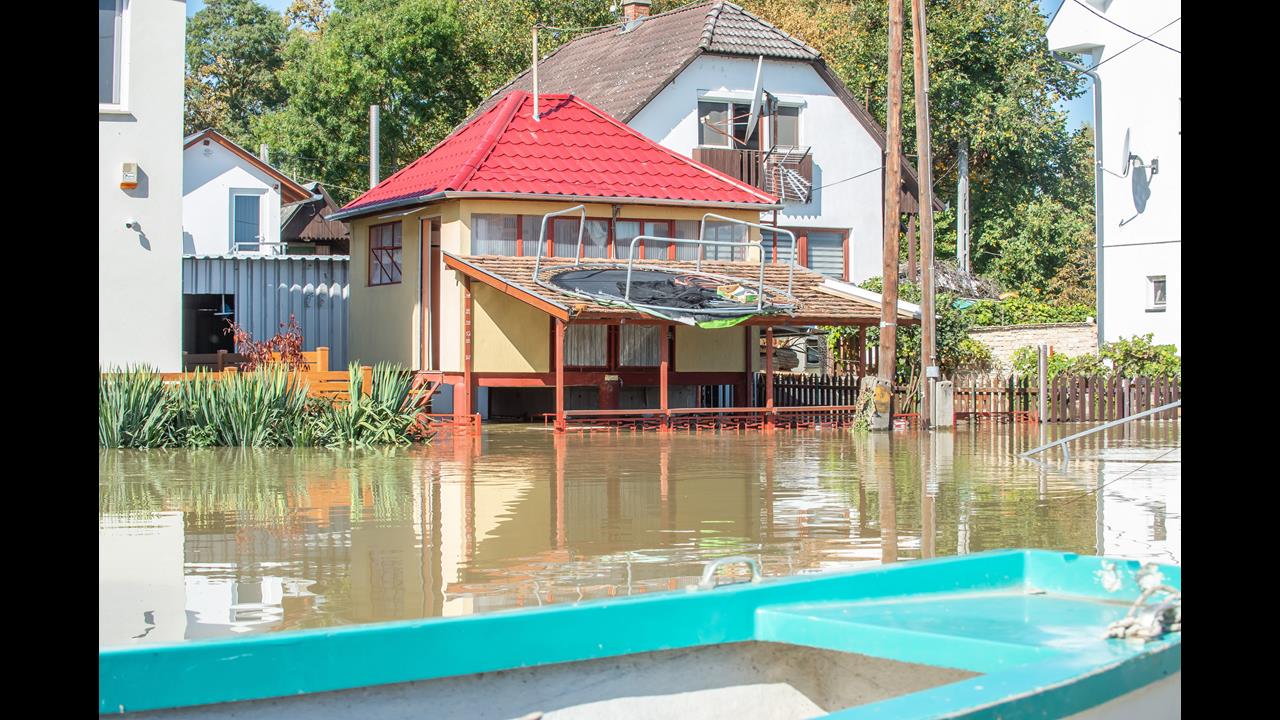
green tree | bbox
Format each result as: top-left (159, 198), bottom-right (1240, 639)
top-left (256, 0), bottom-right (479, 202)
top-left (185, 0), bottom-right (289, 139)
top-left (737, 0), bottom-right (1094, 302)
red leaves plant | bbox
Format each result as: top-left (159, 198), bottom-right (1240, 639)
top-left (223, 314), bottom-right (308, 371)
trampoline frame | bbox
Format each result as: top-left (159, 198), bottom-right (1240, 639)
top-left (529, 206), bottom-right (799, 320)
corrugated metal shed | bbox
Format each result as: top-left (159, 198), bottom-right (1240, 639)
top-left (182, 255), bottom-right (350, 369)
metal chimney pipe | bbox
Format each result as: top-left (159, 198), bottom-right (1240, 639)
top-left (369, 104), bottom-right (381, 188)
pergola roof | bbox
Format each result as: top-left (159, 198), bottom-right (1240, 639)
top-left (444, 253), bottom-right (919, 326)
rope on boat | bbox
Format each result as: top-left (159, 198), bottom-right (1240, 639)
top-left (1105, 584), bottom-right (1181, 641)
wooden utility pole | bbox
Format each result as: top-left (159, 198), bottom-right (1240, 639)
top-left (906, 215), bottom-right (917, 284)
top-left (912, 0), bottom-right (937, 428)
top-left (879, 0), bottom-right (904, 387)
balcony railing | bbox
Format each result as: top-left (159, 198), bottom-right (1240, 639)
top-left (692, 146), bottom-right (814, 204)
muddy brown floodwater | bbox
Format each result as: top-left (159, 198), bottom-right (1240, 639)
top-left (99, 422), bottom-right (1180, 647)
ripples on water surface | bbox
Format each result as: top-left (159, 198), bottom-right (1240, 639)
top-left (99, 422), bottom-right (1180, 647)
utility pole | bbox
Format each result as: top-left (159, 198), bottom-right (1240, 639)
top-left (957, 139), bottom-right (970, 273)
top-left (369, 104), bottom-right (380, 189)
top-left (879, 0), bottom-right (904, 389)
top-left (532, 25), bottom-right (541, 121)
top-left (912, 0), bottom-right (937, 428)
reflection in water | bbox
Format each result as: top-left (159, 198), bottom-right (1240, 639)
top-left (99, 422), bottom-right (1181, 647)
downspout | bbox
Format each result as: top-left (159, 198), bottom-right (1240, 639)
top-left (1053, 53), bottom-right (1104, 349)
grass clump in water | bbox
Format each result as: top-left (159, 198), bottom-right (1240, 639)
top-left (99, 364), bottom-right (433, 449)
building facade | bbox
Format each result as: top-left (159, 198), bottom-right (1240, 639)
top-left (475, 1), bottom-right (934, 285)
top-left (99, 0), bottom-right (186, 371)
top-left (1047, 0), bottom-right (1181, 350)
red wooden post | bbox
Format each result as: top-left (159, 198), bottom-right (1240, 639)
top-left (554, 319), bottom-right (567, 432)
top-left (458, 279), bottom-right (475, 425)
top-left (764, 326), bottom-right (775, 428)
top-left (659, 324), bottom-right (670, 430)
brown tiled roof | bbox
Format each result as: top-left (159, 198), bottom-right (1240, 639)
top-left (471, 2), bottom-right (938, 210)
top-left (444, 253), bottom-right (917, 326)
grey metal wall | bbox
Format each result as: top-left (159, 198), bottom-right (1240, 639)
top-left (182, 255), bottom-right (349, 369)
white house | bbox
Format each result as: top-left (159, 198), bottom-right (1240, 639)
top-left (1047, 0), bottom-right (1181, 350)
top-left (474, 0), bottom-right (934, 284)
top-left (183, 129), bottom-right (312, 256)
top-left (99, 0), bottom-right (186, 371)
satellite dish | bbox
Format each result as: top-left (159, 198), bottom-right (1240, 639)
top-left (745, 56), bottom-right (765, 143)
top-left (1119, 128), bottom-right (1132, 178)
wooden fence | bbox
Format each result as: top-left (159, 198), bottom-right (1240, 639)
top-left (953, 373), bottom-right (1181, 423)
top-left (159, 347), bottom-right (372, 402)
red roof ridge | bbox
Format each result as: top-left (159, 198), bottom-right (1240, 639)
top-left (447, 91), bottom-right (526, 191)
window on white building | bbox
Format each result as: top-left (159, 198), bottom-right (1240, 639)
top-left (1148, 276), bottom-right (1167, 311)
top-left (99, 0), bottom-right (125, 107)
top-left (231, 192), bottom-right (263, 253)
top-left (698, 100), bottom-right (759, 150)
top-left (774, 105), bottom-right (801, 148)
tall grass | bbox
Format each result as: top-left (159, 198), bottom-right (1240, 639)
top-left (98, 364), bottom-right (432, 449)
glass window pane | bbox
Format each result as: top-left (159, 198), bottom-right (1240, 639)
top-left (565, 324), bottom-right (607, 367)
top-left (732, 103), bottom-right (760, 150)
top-left (620, 325), bottom-right (661, 367)
top-left (1152, 277), bottom-right (1166, 305)
top-left (233, 195), bottom-right (261, 252)
top-left (643, 221), bottom-right (671, 260)
top-left (100, 0), bottom-right (120, 104)
top-left (699, 101), bottom-right (729, 147)
top-left (768, 228), bottom-right (798, 265)
top-left (553, 218), bottom-right (581, 258)
top-left (807, 231), bottom-right (845, 279)
top-left (674, 221), bottom-right (700, 260)
top-left (520, 215), bottom-right (542, 256)
top-left (774, 106), bottom-right (800, 148)
top-left (615, 221), bottom-right (641, 260)
top-left (472, 214), bottom-right (518, 256)
top-left (584, 220), bottom-right (609, 258)
top-left (702, 221), bottom-right (746, 261)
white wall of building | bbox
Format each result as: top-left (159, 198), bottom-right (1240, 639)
top-left (183, 141), bottom-right (285, 256)
top-left (1047, 0), bottom-right (1181, 350)
top-left (630, 55), bottom-right (886, 282)
top-left (99, 0), bottom-right (186, 371)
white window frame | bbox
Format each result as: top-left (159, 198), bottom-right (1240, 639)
top-left (1147, 275), bottom-right (1167, 312)
top-left (696, 91), bottom-right (806, 150)
top-left (99, 0), bottom-right (131, 114)
top-left (229, 189), bottom-right (269, 255)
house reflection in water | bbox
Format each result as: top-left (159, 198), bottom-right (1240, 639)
top-left (98, 422), bottom-right (1180, 646)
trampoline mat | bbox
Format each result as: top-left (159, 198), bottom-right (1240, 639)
top-left (548, 268), bottom-right (770, 313)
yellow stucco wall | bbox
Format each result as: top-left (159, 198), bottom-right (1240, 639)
top-left (472, 284), bottom-right (550, 373)
top-left (675, 325), bottom-right (748, 373)
top-left (349, 197), bottom-right (767, 374)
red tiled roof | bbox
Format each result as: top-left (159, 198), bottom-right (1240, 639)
top-left (339, 91), bottom-right (777, 216)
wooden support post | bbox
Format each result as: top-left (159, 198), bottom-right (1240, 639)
top-left (764, 326), bottom-right (775, 429)
top-left (659, 324), bottom-right (670, 429)
top-left (554, 319), bottom-right (567, 432)
top-left (459, 279), bottom-right (475, 425)
top-left (906, 215), bottom-right (917, 284)
top-left (743, 327), bottom-right (754, 408)
top-left (879, 0), bottom-right (905, 398)
top-left (912, 0), bottom-right (937, 430)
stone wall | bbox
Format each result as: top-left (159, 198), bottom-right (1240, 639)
top-left (968, 322), bottom-right (1098, 371)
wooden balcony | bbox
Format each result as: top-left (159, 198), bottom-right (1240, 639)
top-left (692, 146), bottom-right (814, 203)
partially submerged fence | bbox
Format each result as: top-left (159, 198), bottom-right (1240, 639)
top-left (952, 373), bottom-right (1181, 423)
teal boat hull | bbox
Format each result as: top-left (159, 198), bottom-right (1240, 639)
top-left (99, 550), bottom-right (1181, 718)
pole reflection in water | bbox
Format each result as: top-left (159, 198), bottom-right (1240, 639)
top-left (99, 421), bottom-right (1180, 646)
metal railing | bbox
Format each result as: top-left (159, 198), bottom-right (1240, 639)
top-left (1019, 399), bottom-right (1182, 463)
top-left (528, 207), bottom-right (799, 319)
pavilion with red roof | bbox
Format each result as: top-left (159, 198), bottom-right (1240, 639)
top-left (333, 90), bottom-right (915, 430)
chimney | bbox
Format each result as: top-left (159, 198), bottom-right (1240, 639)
top-left (622, 0), bottom-right (651, 21)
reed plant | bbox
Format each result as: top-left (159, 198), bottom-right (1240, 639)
top-left (98, 363), bottom-right (432, 449)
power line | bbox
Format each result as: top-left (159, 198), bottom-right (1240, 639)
top-left (1071, 1), bottom-right (1180, 55)
top-left (1087, 18), bottom-right (1180, 71)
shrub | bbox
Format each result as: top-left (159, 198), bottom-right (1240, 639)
top-left (1010, 334), bottom-right (1179, 382)
top-left (99, 366), bottom-right (173, 448)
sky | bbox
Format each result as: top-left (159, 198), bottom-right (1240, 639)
top-left (186, 0), bottom-right (1092, 128)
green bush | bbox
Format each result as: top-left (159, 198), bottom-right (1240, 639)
top-left (960, 297), bottom-right (1093, 327)
top-left (1010, 334), bottom-right (1180, 382)
top-left (98, 364), bottom-right (433, 449)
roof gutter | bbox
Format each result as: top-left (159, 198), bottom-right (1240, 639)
top-left (328, 192), bottom-right (448, 222)
top-left (443, 191), bottom-right (781, 212)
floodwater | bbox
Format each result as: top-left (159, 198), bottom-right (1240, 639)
top-left (99, 422), bottom-right (1180, 647)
